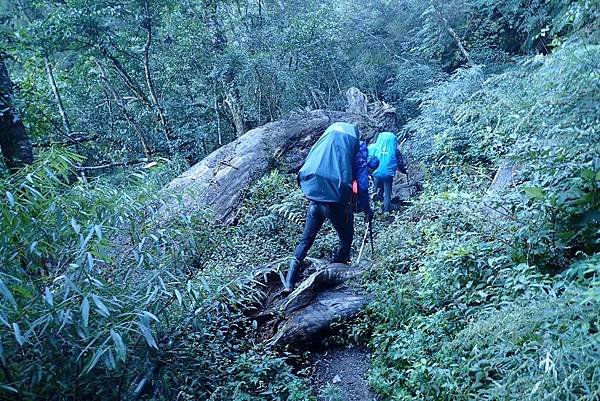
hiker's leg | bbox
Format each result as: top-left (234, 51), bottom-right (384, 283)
top-left (330, 203), bottom-right (354, 263)
top-left (374, 177), bottom-right (384, 202)
top-left (286, 202), bottom-right (326, 292)
top-left (293, 202), bottom-right (326, 261)
top-left (383, 176), bottom-right (392, 212)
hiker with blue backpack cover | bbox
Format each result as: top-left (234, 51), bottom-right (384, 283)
top-left (283, 122), bottom-right (361, 294)
top-left (368, 132), bottom-right (407, 212)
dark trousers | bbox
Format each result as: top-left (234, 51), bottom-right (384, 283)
top-left (374, 176), bottom-right (393, 212)
top-left (294, 201), bottom-right (354, 263)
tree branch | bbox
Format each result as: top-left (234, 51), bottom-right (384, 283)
top-left (75, 158), bottom-right (150, 171)
top-left (94, 59), bottom-right (152, 157)
top-left (33, 133), bottom-right (99, 148)
top-left (430, 1), bottom-right (472, 65)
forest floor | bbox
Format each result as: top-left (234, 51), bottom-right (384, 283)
top-left (310, 345), bottom-right (378, 401)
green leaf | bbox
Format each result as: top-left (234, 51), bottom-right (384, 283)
top-left (12, 323), bottom-right (24, 346)
top-left (174, 289), bottom-right (183, 306)
top-left (137, 322), bottom-right (158, 349)
top-left (142, 311), bottom-right (160, 323)
top-left (44, 287), bottom-right (54, 307)
top-left (0, 279), bottom-right (17, 310)
top-left (83, 346), bottom-right (107, 374)
top-left (91, 295), bottom-right (110, 317)
top-left (0, 384), bottom-right (17, 393)
top-left (110, 330), bottom-right (127, 362)
top-left (5, 191), bottom-right (14, 207)
top-left (81, 297), bottom-right (90, 327)
top-left (71, 218), bottom-right (81, 234)
top-left (580, 168), bottom-right (595, 181)
top-left (522, 186), bottom-right (545, 200)
top-left (0, 312), bottom-right (11, 328)
top-left (86, 253), bottom-right (94, 271)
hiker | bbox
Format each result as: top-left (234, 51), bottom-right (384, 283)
top-left (353, 140), bottom-right (379, 221)
top-left (283, 122), bottom-right (360, 294)
top-left (368, 132), bottom-right (407, 212)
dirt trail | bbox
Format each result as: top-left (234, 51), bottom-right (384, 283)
top-left (310, 345), bottom-right (378, 401)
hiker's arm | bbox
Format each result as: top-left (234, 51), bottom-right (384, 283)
top-left (396, 148), bottom-right (408, 175)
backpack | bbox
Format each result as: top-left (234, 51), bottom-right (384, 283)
top-left (368, 132), bottom-right (398, 179)
top-left (298, 122), bottom-right (360, 203)
top-left (353, 141), bottom-right (371, 213)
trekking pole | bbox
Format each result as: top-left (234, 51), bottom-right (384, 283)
top-left (356, 225), bottom-right (369, 264)
top-left (369, 218), bottom-right (375, 257)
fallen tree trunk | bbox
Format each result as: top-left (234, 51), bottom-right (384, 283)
top-left (269, 290), bottom-right (368, 348)
top-left (161, 110), bottom-right (370, 225)
top-left (249, 259), bottom-right (369, 349)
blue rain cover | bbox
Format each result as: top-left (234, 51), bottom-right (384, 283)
top-left (368, 132), bottom-right (398, 178)
top-left (299, 122), bottom-right (360, 203)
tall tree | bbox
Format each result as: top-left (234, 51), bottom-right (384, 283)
top-left (0, 54), bottom-right (33, 170)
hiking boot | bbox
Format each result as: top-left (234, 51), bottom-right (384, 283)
top-left (282, 258), bottom-right (302, 294)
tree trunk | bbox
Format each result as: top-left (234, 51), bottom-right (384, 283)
top-left (0, 57), bottom-right (33, 171)
top-left (44, 55), bottom-right (72, 135)
top-left (142, 0), bottom-right (173, 147)
top-left (161, 110), bottom-right (368, 224)
top-left (203, 0), bottom-right (249, 138)
top-left (249, 259), bottom-right (370, 348)
top-left (224, 87), bottom-right (249, 137)
top-left (431, 1), bottom-right (472, 65)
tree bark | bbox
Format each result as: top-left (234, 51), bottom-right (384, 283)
top-left (224, 87), bottom-right (249, 137)
top-left (203, 0), bottom-right (249, 138)
top-left (249, 259), bottom-right (369, 348)
top-left (0, 56), bottom-right (33, 171)
top-left (161, 110), bottom-right (368, 224)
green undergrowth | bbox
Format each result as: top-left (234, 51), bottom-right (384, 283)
top-left (361, 39), bottom-right (600, 400)
top-left (0, 150), bottom-right (315, 400)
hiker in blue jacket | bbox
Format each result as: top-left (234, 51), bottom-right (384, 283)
top-left (283, 122), bottom-right (360, 294)
top-left (353, 140), bottom-right (380, 222)
top-left (368, 132), bottom-right (407, 212)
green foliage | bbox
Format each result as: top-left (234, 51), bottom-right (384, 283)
top-left (0, 150), bottom-right (313, 400)
top-left (364, 37), bottom-right (600, 401)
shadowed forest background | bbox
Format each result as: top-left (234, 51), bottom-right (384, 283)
top-left (0, 0), bottom-right (599, 400)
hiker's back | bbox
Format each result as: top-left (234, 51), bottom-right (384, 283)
top-left (368, 132), bottom-right (398, 178)
top-left (299, 122), bottom-right (360, 203)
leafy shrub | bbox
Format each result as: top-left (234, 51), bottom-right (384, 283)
top-left (0, 150), bottom-right (312, 400)
top-left (364, 38), bottom-right (599, 401)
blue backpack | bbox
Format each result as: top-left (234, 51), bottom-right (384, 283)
top-left (368, 132), bottom-right (398, 179)
top-left (298, 122), bottom-right (360, 203)
top-left (353, 141), bottom-right (379, 213)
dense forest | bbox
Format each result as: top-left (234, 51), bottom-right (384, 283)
top-left (0, 0), bottom-right (598, 400)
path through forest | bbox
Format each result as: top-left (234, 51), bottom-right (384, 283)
top-left (311, 345), bottom-right (378, 401)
